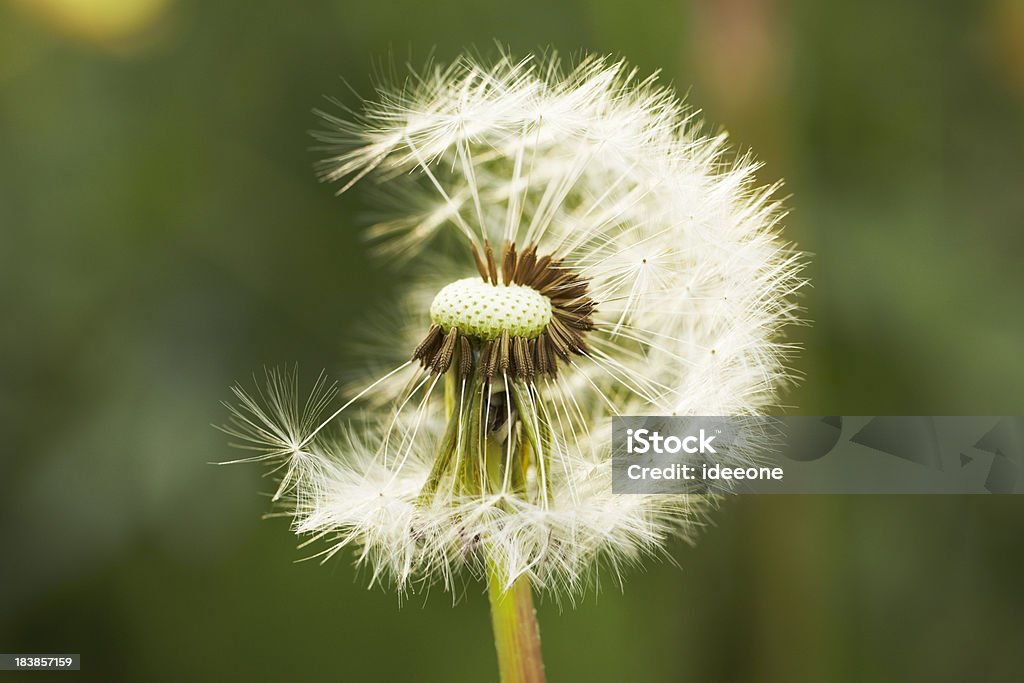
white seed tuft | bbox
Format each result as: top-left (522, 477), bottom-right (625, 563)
top-left (227, 52), bottom-right (807, 599)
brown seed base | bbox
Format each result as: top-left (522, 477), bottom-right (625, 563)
top-left (413, 241), bottom-right (596, 381)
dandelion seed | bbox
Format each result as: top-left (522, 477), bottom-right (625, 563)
top-left (223, 51), bottom-right (805, 682)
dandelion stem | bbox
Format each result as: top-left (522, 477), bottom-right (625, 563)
top-left (487, 560), bottom-right (546, 683)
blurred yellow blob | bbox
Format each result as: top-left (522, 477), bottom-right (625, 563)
top-left (988, 0), bottom-right (1024, 95)
top-left (10, 0), bottom-right (172, 49)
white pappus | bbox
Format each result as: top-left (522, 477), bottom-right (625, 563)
top-left (222, 52), bottom-right (805, 600)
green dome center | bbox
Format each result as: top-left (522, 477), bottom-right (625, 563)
top-left (430, 278), bottom-right (552, 340)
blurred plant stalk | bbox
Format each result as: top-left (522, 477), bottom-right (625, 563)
top-left (691, 0), bottom-right (790, 167)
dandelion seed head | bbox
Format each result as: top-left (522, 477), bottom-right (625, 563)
top-left (227, 51), bottom-right (806, 598)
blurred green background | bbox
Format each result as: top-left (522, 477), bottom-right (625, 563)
top-left (2, 0), bottom-right (1022, 681)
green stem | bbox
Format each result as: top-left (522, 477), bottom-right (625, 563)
top-left (487, 561), bottom-right (547, 683)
